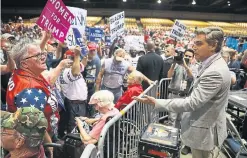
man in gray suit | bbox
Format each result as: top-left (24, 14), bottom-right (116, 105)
top-left (134, 27), bottom-right (231, 158)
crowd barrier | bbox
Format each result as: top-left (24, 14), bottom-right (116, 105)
top-left (81, 78), bottom-right (172, 158)
top-left (97, 80), bottom-right (159, 158)
top-left (157, 78), bottom-right (171, 121)
top-left (80, 144), bottom-right (98, 158)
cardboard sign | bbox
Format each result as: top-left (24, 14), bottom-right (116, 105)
top-left (124, 36), bottom-right (144, 52)
top-left (170, 20), bottom-right (187, 41)
top-left (66, 7), bottom-right (87, 49)
top-left (88, 27), bottom-right (104, 42)
top-left (36, 0), bottom-right (74, 42)
top-left (109, 11), bottom-right (125, 42)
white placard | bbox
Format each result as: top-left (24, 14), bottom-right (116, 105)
top-left (170, 20), bottom-right (187, 41)
top-left (124, 36), bottom-right (144, 52)
top-left (66, 7), bottom-right (87, 48)
top-left (109, 11), bottom-right (125, 42)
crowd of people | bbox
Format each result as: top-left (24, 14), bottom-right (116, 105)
top-left (1, 18), bottom-right (247, 158)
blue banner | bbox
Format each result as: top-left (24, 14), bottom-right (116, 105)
top-left (85, 26), bottom-right (90, 36)
top-left (105, 35), bottom-right (111, 47)
top-left (87, 27), bottom-right (104, 42)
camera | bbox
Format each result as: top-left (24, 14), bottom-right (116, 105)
top-left (173, 49), bottom-right (190, 65)
top-left (173, 49), bottom-right (184, 64)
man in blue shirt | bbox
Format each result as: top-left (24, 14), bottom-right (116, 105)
top-left (83, 42), bottom-right (101, 117)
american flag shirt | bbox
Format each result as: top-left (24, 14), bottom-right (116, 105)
top-left (6, 69), bottom-right (59, 134)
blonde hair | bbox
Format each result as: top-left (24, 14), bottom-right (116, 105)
top-left (114, 48), bottom-right (126, 57)
top-left (128, 71), bottom-right (143, 84)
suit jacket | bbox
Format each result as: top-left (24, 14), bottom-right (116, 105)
top-left (136, 52), bottom-right (164, 89)
top-left (155, 53), bottom-right (231, 151)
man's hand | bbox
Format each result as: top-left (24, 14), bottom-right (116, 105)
top-left (74, 46), bottom-right (81, 57)
top-left (133, 95), bottom-right (156, 106)
top-left (81, 55), bottom-right (88, 67)
top-left (43, 31), bottom-right (52, 40)
top-left (77, 117), bottom-right (88, 121)
top-left (182, 58), bottom-right (189, 68)
top-left (148, 80), bottom-right (155, 85)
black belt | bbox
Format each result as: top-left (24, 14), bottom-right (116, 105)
top-left (68, 100), bottom-right (87, 104)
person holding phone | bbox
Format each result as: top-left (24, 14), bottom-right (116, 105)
top-left (57, 46), bottom-right (88, 138)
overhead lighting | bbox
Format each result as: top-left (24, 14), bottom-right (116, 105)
top-left (83, 0), bottom-right (87, 1)
top-left (227, 1), bottom-right (230, 3)
top-left (157, 0), bottom-right (161, 4)
top-left (123, 0), bottom-right (127, 2)
top-left (192, 0), bottom-right (196, 5)
top-left (228, 3), bottom-right (231, 6)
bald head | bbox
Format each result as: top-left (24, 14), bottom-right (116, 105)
top-left (146, 40), bottom-right (155, 52)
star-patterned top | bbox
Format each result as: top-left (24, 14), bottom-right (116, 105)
top-left (15, 88), bottom-right (48, 111)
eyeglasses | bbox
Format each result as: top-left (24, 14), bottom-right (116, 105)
top-left (23, 52), bottom-right (47, 60)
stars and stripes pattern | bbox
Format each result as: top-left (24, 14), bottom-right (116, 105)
top-left (15, 88), bottom-right (48, 111)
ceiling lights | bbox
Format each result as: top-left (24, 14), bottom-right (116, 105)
top-left (192, 0), bottom-right (196, 5)
top-left (157, 0), bottom-right (161, 4)
top-left (227, 1), bottom-right (231, 6)
top-left (123, 0), bottom-right (127, 2)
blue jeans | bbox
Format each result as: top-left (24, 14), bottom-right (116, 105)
top-left (101, 85), bottom-right (123, 103)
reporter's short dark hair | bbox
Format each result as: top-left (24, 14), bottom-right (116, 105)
top-left (185, 49), bottom-right (195, 57)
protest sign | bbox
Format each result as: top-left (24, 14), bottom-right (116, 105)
top-left (105, 36), bottom-right (111, 47)
top-left (124, 36), bottom-right (144, 52)
top-left (36, 0), bottom-right (74, 42)
top-left (109, 11), bottom-right (125, 42)
top-left (170, 20), bottom-right (187, 41)
top-left (88, 27), bottom-right (104, 42)
top-left (66, 7), bottom-right (87, 49)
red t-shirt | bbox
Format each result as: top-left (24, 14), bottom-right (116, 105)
top-left (6, 69), bottom-right (59, 133)
top-left (115, 84), bottom-right (143, 110)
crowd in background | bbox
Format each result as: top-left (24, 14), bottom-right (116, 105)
top-left (1, 16), bottom-right (247, 158)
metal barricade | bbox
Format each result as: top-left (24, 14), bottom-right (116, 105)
top-left (97, 81), bottom-right (159, 158)
top-left (80, 144), bottom-right (98, 158)
top-left (157, 78), bottom-right (172, 120)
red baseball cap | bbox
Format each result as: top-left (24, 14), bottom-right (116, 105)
top-left (87, 43), bottom-right (97, 51)
top-left (64, 50), bottom-right (74, 59)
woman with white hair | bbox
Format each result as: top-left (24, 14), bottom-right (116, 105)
top-left (75, 90), bottom-right (119, 144)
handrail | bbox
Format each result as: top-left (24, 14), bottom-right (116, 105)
top-left (80, 144), bottom-right (98, 158)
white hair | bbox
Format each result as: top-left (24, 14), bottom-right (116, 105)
top-left (91, 90), bottom-right (114, 108)
top-left (10, 38), bottom-right (40, 68)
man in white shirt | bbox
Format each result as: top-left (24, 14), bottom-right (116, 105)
top-left (58, 46), bottom-right (88, 138)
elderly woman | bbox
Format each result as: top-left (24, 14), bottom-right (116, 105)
top-left (75, 90), bottom-right (119, 144)
top-left (115, 71), bottom-right (144, 110)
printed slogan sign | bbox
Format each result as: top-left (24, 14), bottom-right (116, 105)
top-left (109, 11), bottom-right (125, 42)
top-left (170, 20), bottom-right (187, 41)
top-left (66, 7), bottom-right (87, 48)
top-left (36, 0), bottom-right (74, 42)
